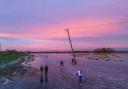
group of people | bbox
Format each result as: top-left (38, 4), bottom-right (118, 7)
top-left (40, 65), bottom-right (48, 84)
top-left (39, 59), bottom-right (84, 85)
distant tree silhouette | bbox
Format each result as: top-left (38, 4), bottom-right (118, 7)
top-left (94, 48), bottom-right (114, 53)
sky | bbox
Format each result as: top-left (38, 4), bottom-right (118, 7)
top-left (0, 0), bottom-right (128, 51)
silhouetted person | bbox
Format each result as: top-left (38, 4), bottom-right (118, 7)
top-left (72, 58), bottom-right (77, 65)
top-left (40, 65), bottom-right (43, 73)
top-left (45, 65), bottom-right (48, 75)
top-left (45, 65), bottom-right (48, 83)
top-left (60, 60), bottom-right (64, 66)
top-left (60, 60), bottom-right (64, 71)
top-left (71, 58), bottom-right (74, 65)
top-left (40, 65), bottom-right (43, 83)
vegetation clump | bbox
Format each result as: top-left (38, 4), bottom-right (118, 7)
top-left (94, 48), bottom-right (114, 53)
top-left (0, 50), bottom-right (26, 64)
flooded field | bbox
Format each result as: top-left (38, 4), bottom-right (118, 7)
top-left (0, 53), bottom-right (128, 89)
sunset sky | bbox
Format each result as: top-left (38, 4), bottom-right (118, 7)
top-left (0, 0), bottom-right (128, 51)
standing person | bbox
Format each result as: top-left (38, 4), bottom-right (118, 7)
top-left (40, 65), bottom-right (43, 73)
top-left (60, 60), bottom-right (64, 71)
top-left (40, 65), bottom-right (43, 83)
top-left (77, 70), bottom-right (83, 85)
top-left (71, 58), bottom-right (74, 65)
top-left (45, 65), bottom-right (48, 83)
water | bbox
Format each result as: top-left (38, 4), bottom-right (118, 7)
top-left (0, 53), bottom-right (128, 89)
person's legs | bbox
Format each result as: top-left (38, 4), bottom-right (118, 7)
top-left (79, 76), bottom-right (82, 84)
top-left (60, 65), bottom-right (64, 71)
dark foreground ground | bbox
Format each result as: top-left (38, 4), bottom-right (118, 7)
top-left (0, 53), bottom-right (128, 89)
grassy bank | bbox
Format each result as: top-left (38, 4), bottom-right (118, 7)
top-left (0, 53), bottom-right (26, 64)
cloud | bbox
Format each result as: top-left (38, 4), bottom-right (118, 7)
top-left (0, 0), bottom-right (128, 50)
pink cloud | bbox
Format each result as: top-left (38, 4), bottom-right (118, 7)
top-left (0, 18), bottom-right (128, 51)
top-left (0, 18), bottom-right (124, 40)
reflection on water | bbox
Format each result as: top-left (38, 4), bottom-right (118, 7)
top-left (45, 74), bottom-right (48, 83)
top-left (40, 70), bottom-right (48, 84)
top-left (1, 53), bottom-right (128, 89)
top-left (40, 72), bottom-right (43, 83)
top-left (30, 53), bottom-right (72, 68)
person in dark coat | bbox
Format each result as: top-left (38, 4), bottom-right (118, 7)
top-left (40, 65), bottom-right (43, 83)
top-left (71, 58), bottom-right (74, 65)
top-left (45, 65), bottom-right (48, 83)
top-left (40, 65), bottom-right (43, 72)
top-left (60, 60), bottom-right (64, 71)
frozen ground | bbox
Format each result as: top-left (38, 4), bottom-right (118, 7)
top-left (0, 53), bottom-right (128, 89)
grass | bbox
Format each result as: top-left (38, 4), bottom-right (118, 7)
top-left (0, 53), bottom-right (26, 64)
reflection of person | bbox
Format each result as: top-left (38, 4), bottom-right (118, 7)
top-left (40, 72), bottom-right (43, 83)
top-left (45, 65), bottom-right (48, 83)
top-left (77, 70), bottom-right (83, 84)
top-left (45, 74), bottom-right (48, 83)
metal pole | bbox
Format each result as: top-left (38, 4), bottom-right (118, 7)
top-left (66, 29), bottom-right (76, 64)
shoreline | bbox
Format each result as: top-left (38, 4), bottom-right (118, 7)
top-left (0, 55), bottom-right (31, 85)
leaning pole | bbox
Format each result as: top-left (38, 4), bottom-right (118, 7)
top-left (66, 29), bottom-right (77, 65)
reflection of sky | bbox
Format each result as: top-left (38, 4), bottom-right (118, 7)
top-left (0, 0), bottom-right (128, 51)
